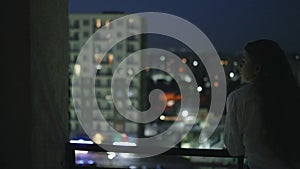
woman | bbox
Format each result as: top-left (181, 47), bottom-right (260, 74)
top-left (224, 39), bottom-right (300, 169)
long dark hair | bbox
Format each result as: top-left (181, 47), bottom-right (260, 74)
top-left (245, 39), bottom-right (300, 168)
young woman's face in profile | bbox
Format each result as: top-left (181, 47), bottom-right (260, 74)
top-left (240, 51), bottom-right (258, 83)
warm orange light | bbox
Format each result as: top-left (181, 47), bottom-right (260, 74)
top-left (213, 81), bottom-right (219, 88)
top-left (96, 19), bottom-right (101, 28)
top-left (220, 60), bottom-right (228, 66)
top-left (108, 54), bottom-right (114, 64)
top-left (93, 133), bottom-right (104, 144)
top-left (159, 93), bottom-right (167, 101)
top-left (160, 92), bottom-right (181, 102)
top-left (178, 67), bottom-right (184, 73)
top-left (181, 58), bottom-right (187, 63)
top-left (164, 116), bottom-right (178, 121)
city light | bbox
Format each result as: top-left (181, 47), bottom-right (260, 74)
top-left (184, 75), bottom-right (192, 83)
top-left (205, 82), bottom-right (211, 88)
top-left (192, 60), bottom-right (198, 67)
top-left (105, 94), bottom-right (112, 100)
top-left (129, 165), bottom-right (138, 169)
top-left (77, 160), bottom-right (84, 165)
top-left (160, 115), bottom-right (166, 120)
top-left (213, 81), bottom-right (219, 88)
top-left (220, 60), bottom-right (229, 66)
top-left (74, 64), bottom-right (81, 76)
top-left (197, 86), bottom-right (203, 92)
top-left (229, 72), bottom-right (235, 78)
top-left (233, 61), bottom-right (238, 66)
top-left (107, 152), bottom-right (116, 160)
top-left (108, 53), bottom-right (114, 64)
top-left (96, 19), bottom-right (101, 28)
top-left (70, 139), bottom-right (93, 144)
top-left (167, 100), bottom-right (175, 107)
top-left (92, 133), bottom-right (103, 144)
top-left (127, 68), bottom-right (134, 76)
top-left (128, 18), bottom-right (134, 23)
top-left (94, 53), bottom-right (102, 63)
top-left (87, 160), bottom-right (95, 164)
top-left (113, 141), bottom-right (136, 146)
top-left (105, 20), bottom-right (110, 28)
top-left (178, 67), bottom-right (184, 73)
top-left (128, 91), bottom-right (134, 97)
top-left (96, 64), bottom-right (102, 70)
top-left (75, 150), bottom-right (89, 154)
top-left (182, 110), bottom-right (189, 117)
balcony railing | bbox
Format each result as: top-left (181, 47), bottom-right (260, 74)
top-left (67, 143), bottom-right (244, 169)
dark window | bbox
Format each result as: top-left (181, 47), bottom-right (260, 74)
top-left (73, 32), bottom-right (79, 40)
top-left (83, 32), bottom-right (89, 38)
top-left (127, 44), bottom-right (135, 53)
top-left (83, 19), bottom-right (89, 26)
top-left (73, 20), bottom-right (79, 28)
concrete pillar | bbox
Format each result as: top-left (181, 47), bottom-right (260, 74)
top-left (31, 0), bottom-right (69, 169)
top-left (2, 2), bottom-right (31, 169)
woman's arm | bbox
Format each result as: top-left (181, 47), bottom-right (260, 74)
top-left (224, 92), bottom-right (245, 156)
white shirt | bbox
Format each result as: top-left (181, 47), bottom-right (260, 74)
top-left (224, 83), bottom-right (290, 169)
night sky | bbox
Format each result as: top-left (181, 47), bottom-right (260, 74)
top-left (69, 0), bottom-right (300, 54)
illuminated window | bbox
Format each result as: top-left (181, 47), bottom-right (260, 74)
top-left (220, 60), bottom-right (228, 66)
top-left (213, 81), bottom-right (219, 88)
top-left (178, 67), bottom-right (184, 73)
top-left (94, 54), bottom-right (102, 63)
top-left (105, 20), bottom-right (110, 28)
top-left (93, 133), bottom-right (103, 144)
top-left (74, 64), bottom-right (81, 76)
top-left (108, 54), bottom-right (114, 64)
top-left (127, 68), bottom-right (134, 76)
top-left (128, 18), bottom-right (134, 23)
top-left (128, 18), bottom-right (136, 29)
top-left (96, 19), bottom-right (101, 28)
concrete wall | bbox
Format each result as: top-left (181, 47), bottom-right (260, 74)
top-left (31, 0), bottom-right (69, 169)
top-left (2, 1), bottom-right (31, 169)
top-left (2, 1), bottom-right (69, 169)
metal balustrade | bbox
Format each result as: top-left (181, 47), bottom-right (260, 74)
top-left (67, 143), bottom-right (244, 169)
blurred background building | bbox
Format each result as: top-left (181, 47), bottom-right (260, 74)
top-left (69, 13), bottom-right (144, 143)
